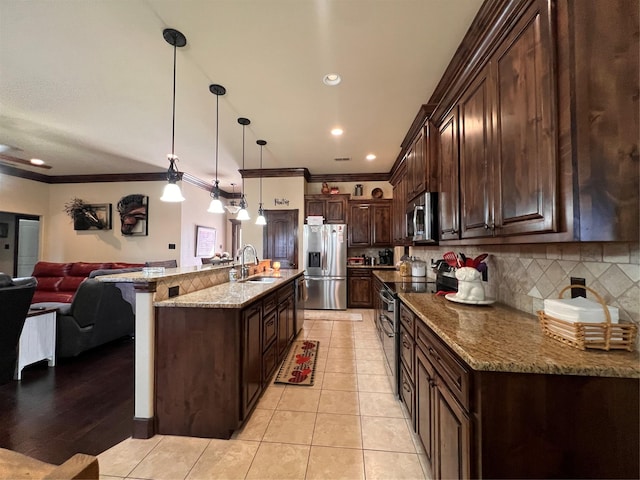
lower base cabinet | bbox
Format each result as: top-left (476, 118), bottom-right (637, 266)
top-left (154, 277), bottom-right (301, 439)
top-left (403, 301), bottom-right (639, 479)
top-left (347, 269), bottom-right (372, 308)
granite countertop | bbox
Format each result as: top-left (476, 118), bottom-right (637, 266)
top-left (94, 264), bottom-right (233, 283)
top-left (154, 269), bottom-right (304, 309)
top-left (398, 292), bottom-right (640, 379)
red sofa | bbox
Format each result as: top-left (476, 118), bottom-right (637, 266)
top-left (31, 261), bottom-right (144, 303)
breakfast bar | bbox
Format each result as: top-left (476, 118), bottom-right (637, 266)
top-left (97, 265), bottom-right (305, 439)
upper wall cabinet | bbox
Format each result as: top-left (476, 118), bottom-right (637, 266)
top-left (348, 200), bottom-right (393, 247)
top-left (304, 194), bottom-right (349, 224)
top-left (429, 0), bottom-right (638, 244)
top-left (456, 0), bottom-right (557, 240)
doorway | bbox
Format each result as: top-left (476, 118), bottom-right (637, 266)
top-left (16, 215), bottom-right (40, 277)
top-left (263, 210), bottom-right (298, 269)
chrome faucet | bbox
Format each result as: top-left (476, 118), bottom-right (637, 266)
top-left (238, 244), bottom-right (259, 279)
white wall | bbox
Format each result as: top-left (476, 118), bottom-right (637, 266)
top-left (241, 176), bottom-right (306, 267)
top-left (179, 182), bottom-right (227, 267)
top-left (0, 173), bottom-right (229, 266)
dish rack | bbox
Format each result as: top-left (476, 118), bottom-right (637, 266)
top-left (537, 285), bottom-right (637, 351)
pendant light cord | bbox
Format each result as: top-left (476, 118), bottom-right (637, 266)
top-left (259, 144), bottom-right (263, 204)
top-left (241, 124), bottom-right (246, 194)
top-left (215, 93), bottom-right (219, 184)
top-left (171, 38), bottom-right (177, 159)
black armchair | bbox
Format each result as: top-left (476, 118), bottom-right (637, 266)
top-left (56, 278), bottom-right (135, 358)
top-left (0, 274), bottom-right (37, 384)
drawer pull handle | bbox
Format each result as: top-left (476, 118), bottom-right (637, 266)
top-left (403, 382), bottom-right (411, 392)
top-left (402, 340), bottom-right (411, 349)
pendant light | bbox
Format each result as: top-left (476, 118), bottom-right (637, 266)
top-left (236, 117), bottom-right (251, 221)
top-left (225, 183), bottom-right (241, 214)
top-left (160, 28), bottom-right (187, 203)
top-left (255, 140), bottom-right (267, 226)
top-left (207, 84), bottom-right (226, 213)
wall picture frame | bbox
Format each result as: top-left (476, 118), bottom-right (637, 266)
top-left (73, 204), bottom-right (112, 230)
top-left (0, 222), bottom-right (8, 238)
top-left (117, 194), bottom-right (149, 236)
top-left (195, 225), bottom-right (217, 257)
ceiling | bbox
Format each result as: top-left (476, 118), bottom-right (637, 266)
top-left (0, 0), bottom-right (483, 190)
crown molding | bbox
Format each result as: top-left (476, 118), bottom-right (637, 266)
top-left (239, 168), bottom-right (311, 181)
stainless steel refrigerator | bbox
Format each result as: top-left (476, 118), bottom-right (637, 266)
top-left (303, 224), bottom-right (347, 310)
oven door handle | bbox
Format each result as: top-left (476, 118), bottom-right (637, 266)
top-left (379, 315), bottom-right (395, 337)
top-left (379, 289), bottom-right (395, 304)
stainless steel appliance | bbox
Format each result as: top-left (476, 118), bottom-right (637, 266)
top-left (376, 280), bottom-right (436, 397)
top-left (303, 224), bottom-right (347, 310)
top-left (407, 192), bottom-right (438, 243)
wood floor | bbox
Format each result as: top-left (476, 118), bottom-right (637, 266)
top-left (0, 337), bottom-right (134, 465)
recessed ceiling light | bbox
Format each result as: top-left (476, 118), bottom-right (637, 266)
top-left (366, 154), bottom-right (376, 161)
top-left (331, 128), bottom-right (343, 136)
top-left (323, 73), bottom-right (342, 86)
top-left (30, 158), bottom-right (45, 165)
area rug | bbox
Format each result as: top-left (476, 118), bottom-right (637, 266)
top-left (274, 340), bottom-right (320, 386)
top-left (304, 310), bottom-right (363, 322)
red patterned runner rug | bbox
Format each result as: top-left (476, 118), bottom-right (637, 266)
top-left (274, 340), bottom-right (319, 386)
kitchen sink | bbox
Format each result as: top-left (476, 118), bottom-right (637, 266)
top-left (241, 275), bottom-right (280, 284)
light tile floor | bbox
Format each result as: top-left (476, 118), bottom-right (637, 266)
top-left (98, 309), bottom-right (429, 480)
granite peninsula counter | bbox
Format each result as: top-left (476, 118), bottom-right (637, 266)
top-left (95, 265), bottom-right (304, 439)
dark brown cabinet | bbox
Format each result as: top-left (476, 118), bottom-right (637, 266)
top-left (277, 283), bottom-right (295, 359)
top-left (242, 304), bottom-right (263, 417)
top-left (398, 304), bottom-right (416, 425)
top-left (391, 172), bottom-right (408, 245)
top-left (304, 194), bottom-right (349, 224)
top-left (438, 109), bottom-right (460, 242)
top-left (154, 277), bottom-right (303, 440)
top-left (458, 64), bottom-right (493, 239)
top-left (347, 268), bottom-right (372, 308)
top-left (406, 127), bottom-right (425, 201)
top-left (348, 200), bottom-right (392, 247)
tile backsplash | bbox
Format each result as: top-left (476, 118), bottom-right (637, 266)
top-left (410, 242), bottom-right (640, 326)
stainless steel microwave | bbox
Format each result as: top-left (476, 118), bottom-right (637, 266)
top-left (406, 192), bottom-right (438, 243)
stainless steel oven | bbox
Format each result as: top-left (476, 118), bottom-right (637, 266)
top-left (377, 283), bottom-right (399, 396)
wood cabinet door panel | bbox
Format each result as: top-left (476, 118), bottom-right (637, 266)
top-left (438, 110), bottom-right (460, 241)
top-left (326, 197), bottom-right (347, 223)
top-left (242, 305), bottom-right (262, 417)
top-left (493, 0), bottom-right (557, 236)
top-left (348, 204), bottom-right (371, 246)
top-left (372, 203), bottom-right (392, 246)
top-left (435, 382), bottom-right (471, 480)
top-left (416, 347), bottom-right (436, 475)
top-left (305, 199), bottom-right (325, 218)
top-left (459, 65), bottom-right (494, 239)
top-left (347, 275), bottom-right (372, 308)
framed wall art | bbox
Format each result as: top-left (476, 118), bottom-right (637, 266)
top-left (72, 203), bottom-right (112, 231)
top-left (117, 194), bottom-right (148, 236)
top-left (195, 225), bottom-right (217, 257)
top-left (0, 222), bottom-right (8, 238)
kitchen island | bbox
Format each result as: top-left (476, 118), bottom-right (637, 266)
top-left (382, 272), bottom-right (639, 479)
top-left (97, 266), bottom-right (304, 439)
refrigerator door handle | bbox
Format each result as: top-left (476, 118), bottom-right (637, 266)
top-left (322, 227), bottom-right (328, 272)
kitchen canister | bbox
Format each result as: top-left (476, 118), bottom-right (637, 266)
top-left (354, 184), bottom-right (363, 196)
top-left (411, 257), bottom-right (427, 277)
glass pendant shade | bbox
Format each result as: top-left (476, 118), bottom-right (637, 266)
top-left (225, 202), bottom-right (241, 214)
top-left (237, 195), bottom-right (250, 221)
top-left (237, 208), bottom-right (250, 221)
top-left (207, 197), bottom-right (225, 213)
top-left (255, 204), bottom-right (266, 225)
top-left (160, 182), bottom-right (185, 202)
